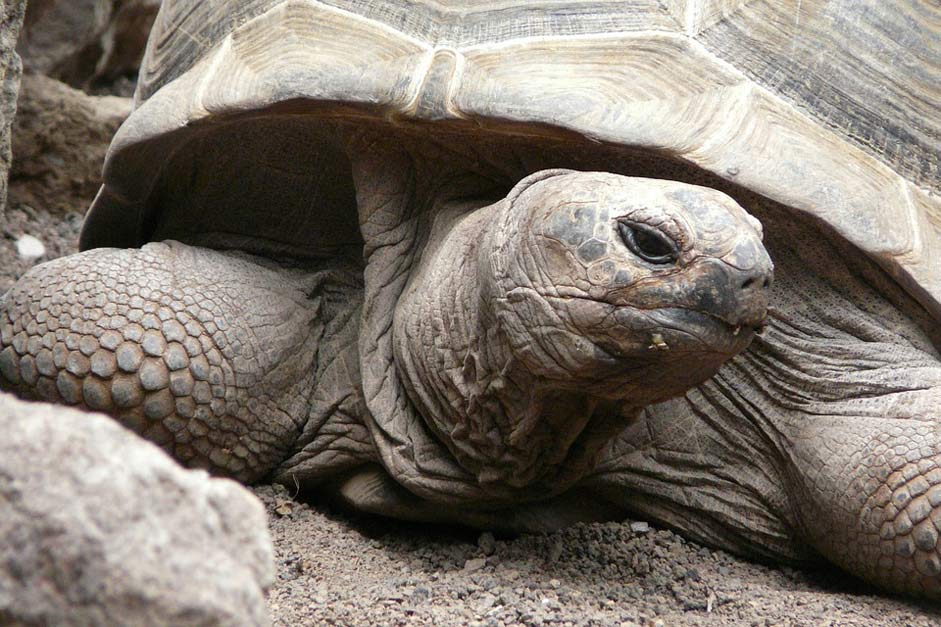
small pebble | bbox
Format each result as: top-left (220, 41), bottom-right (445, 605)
top-left (15, 234), bottom-right (45, 260)
top-left (274, 499), bottom-right (294, 517)
top-left (630, 521), bottom-right (651, 534)
top-left (463, 557), bottom-right (487, 573)
top-left (478, 531), bottom-right (496, 556)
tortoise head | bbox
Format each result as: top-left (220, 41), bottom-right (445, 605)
top-left (484, 170), bottom-right (773, 403)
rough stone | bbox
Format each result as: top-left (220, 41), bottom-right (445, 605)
top-left (0, 0), bottom-right (26, 219)
top-left (17, 0), bottom-right (159, 92)
top-left (9, 73), bottom-right (131, 215)
top-left (0, 392), bottom-right (274, 625)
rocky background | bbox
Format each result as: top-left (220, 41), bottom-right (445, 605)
top-left (0, 0), bottom-right (26, 220)
top-left (1, 1), bottom-right (941, 625)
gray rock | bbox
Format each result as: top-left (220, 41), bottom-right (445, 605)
top-left (9, 73), bottom-right (131, 215)
top-left (0, 0), bottom-right (26, 219)
top-left (477, 531), bottom-right (496, 556)
top-left (0, 392), bottom-right (274, 626)
top-left (17, 0), bottom-right (159, 91)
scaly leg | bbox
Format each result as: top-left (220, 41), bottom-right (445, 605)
top-left (0, 241), bottom-right (356, 481)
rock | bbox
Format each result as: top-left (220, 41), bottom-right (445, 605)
top-left (274, 497), bottom-right (295, 517)
top-left (17, 0), bottom-right (159, 92)
top-left (0, 392), bottom-right (275, 625)
top-left (14, 233), bottom-right (44, 259)
top-left (630, 521), bottom-right (651, 534)
top-left (478, 531), bottom-right (496, 556)
top-left (0, 0), bottom-right (26, 220)
top-left (0, 204), bottom-right (83, 295)
top-left (9, 73), bottom-right (131, 215)
top-left (463, 557), bottom-right (488, 573)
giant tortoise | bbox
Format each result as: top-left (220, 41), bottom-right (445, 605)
top-left (2, 0), bottom-right (940, 599)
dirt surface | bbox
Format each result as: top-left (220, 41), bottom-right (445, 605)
top-left (9, 73), bottom-right (131, 217)
top-left (0, 200), bottom-right (82, 294)
top-left (1, 208), bottom-right (939, 626)
top-left (257, 482), bottom-right (941, 626)
top-left (2, 80), bottom-right (941, 625)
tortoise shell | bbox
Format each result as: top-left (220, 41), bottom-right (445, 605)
top-left (82, 0), bottom-right (941, 314)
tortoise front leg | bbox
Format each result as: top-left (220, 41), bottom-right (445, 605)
top-left (0, 241), bottom-right (345, 481)
top-left (788, 411), bottom-right (941, 597)
top-left (587, 380), bottom-right (941, 598)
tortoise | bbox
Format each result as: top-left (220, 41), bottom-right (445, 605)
top-left (2, 0), bottom-right (941, 600)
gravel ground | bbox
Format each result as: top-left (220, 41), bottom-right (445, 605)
top-left (2, 202), bottom-right (939, 626)
top-left (257, 481), bottom-right (940, 626)
top-left (0, 201), bottom-right (83, 294)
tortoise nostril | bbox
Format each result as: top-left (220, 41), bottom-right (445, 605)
top-left (741, 274), bottom-right (771, 291)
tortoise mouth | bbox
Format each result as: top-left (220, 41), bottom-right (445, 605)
top-left (546, 288), bottom-right (767, 355)
top-left (617, 306), bottom-right (764, 357)
top-left (700, 309), bottom-right (768, 337)
top-left (539, 294), bottom-right (763, 365)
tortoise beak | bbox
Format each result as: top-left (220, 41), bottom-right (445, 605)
top-left (729, 265), bottom-right (773, 330)
top-left (679, 252), bottom-right (773, 336)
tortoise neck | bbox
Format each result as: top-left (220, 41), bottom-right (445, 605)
top-left (392, 198), bottom-right (638, 494)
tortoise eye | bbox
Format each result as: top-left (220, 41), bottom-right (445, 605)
top-left (617, 221), bottom-right (678, 264)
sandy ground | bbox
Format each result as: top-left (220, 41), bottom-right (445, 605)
top-left (2, 200), bottom-right (941, 626)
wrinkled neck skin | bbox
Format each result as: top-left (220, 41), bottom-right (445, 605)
top-left (394, 200), bottom-right (641, 494)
